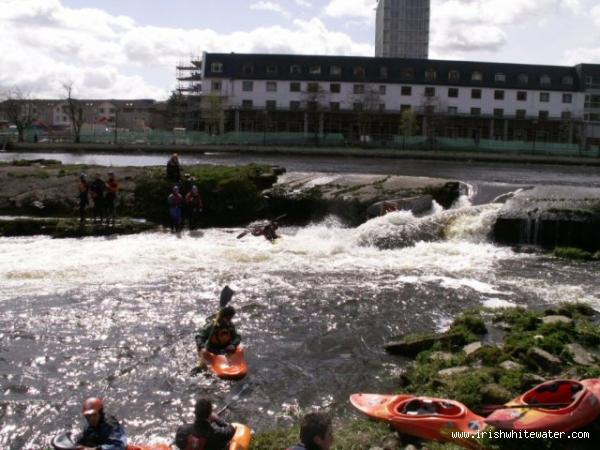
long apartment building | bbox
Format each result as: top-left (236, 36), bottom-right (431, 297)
top-left (178, 52), bottom-right (600, 147)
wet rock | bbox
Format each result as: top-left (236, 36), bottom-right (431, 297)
top-left (541, 315), bottom-right (573, 325)
top-left (499, 360), bottom-right (524, 371)
top-left (366, 195), bottom-right (433, 219)
top-left (403, 446), bottom-right (419, 450)
top-left (526, 347), bottom-right (562, 373)
top-left (494, 321), bottom-right (513, 331)
top-left (384, 332), bottom-right (466, 356)
top-left (437, 366), bottom-right (471, 377)
top-left (463, 341), bottom-right (483, 356)
top-left (480, 383), bottom-right (513, 404)
top-left (521, 373), bottom-right (547, 390)
top-left (565, 343), bottom-right (596, 366)
top-left (493, 186), bottom-right (600, 252)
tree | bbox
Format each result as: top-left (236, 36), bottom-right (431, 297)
top-left (0, 87), bottom-right (34, 142)
top-left (63, 82), bottom-right (84, 143)
top-left (201, 92), bottom-right (225, 135)
top-left (419, 94), bottom-right (447, 148)
top-left (301, 84), bottom-right (329, 145)
top-left (352, 87), bottom-right (381, 144)
top-left (399, 109), bottom-right (418, 148)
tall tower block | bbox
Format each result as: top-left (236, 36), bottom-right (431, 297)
top-left (375, 0), bottom-right (430, 59)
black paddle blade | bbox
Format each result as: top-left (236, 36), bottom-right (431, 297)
top-left (236, 230), bottom-right (249, 239)
top-left (220, 285), bottom-right (235, 307)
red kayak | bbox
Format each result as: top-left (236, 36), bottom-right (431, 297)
top-left (201, 346), bottom-right (248, 380)
top-left (485, 378), bottom-right (600, 432)
top-left (350, 393), bottom-right (486, 449)
top-left (128, 444), bottom-right (170, 450)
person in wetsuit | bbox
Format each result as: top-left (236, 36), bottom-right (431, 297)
top-left (75, 397), bottom-right (127, 450)
top-left (195, 306), bottom-right (241, 355)
top-left (174, 397), bottom-right (235, 450)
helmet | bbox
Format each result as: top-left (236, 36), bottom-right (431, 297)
top-left (192, 185), bottom-right (198, 192)
top-left (173, 185), bottom-right (179, 192)
top-left (82, 397), bottom-right (103, 416)
top-left (79, 173), bottom-right (86, 180)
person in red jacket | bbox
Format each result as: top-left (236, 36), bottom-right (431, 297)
top-left (185, 185), bottom-right (203, 230)
top-left (78, 173), bottom-right (89, 224)
top-left (105, 172), bottom-right (119, 227)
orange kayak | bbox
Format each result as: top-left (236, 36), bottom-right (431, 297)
top-left (128, 444), bottom-right (170, 450)
top-left (228, 423), bottom-right (252, 450)
top-left (350, 393), bottom-right (486, 449)
top-left (201, 346), bottom-right (248, 380)
top-left (485, 378), bottom-right (600, 432)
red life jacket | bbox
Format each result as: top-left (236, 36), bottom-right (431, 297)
top-left (185, 434), bottom-right (207, 450)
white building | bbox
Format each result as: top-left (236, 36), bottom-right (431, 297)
top-left (375, 0), bottom-right (430, 59)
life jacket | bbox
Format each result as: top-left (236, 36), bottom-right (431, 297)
top-left (106, 179), bottom-right (118, 196)
top-left (209, 320), bottom-right (233, 347)
top-left (184, 434), bottom-right (207, 450)
top-left (79, 180), bottom-right (88, 194)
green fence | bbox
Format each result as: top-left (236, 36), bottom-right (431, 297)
top-left (3, 128), bottom-right (599, 158)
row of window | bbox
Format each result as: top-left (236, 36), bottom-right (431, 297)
top-left (232, 80), bottom-right (573, 103)
top-left (239, 99), bottom-right (573, 119)
top-left (210, 61), bottom-right (575, 86)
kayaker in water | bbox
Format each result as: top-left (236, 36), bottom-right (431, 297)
top-left (174, 397), bottom-right (235, 450)
top-left (251, 220), bottom-right (279, 242)
top-left (287, 412), bottom-right (334, 450)
top-left (74, 397), bottom-right (127, 450)
top-left (195, 305), bottom-right (241, 355)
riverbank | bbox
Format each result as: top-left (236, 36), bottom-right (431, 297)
top-left (7, 142), bottom-right (600, 167)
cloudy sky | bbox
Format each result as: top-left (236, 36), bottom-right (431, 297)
top-left (1, 0), bottom-right (599, 100)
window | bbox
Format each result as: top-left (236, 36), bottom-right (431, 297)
top-left (517, 91), bottom-right (527, 101)
top-left (290, 82), bottom-right (301, 92)
top-left (330, 102), bottom-right (340, 111)
top-left (448, 106), bottom-right (458, 115)
top-left (266, 81), bottom-right (277, 92)
top-left (471, 71), bottom-right (483, 81)
top-left (290, 64), bottom-right (302, 74)
top-left (354, 66), bottom-right (366, 77)
top-left (495, 73), bottom-right (506, 83)
top-left (400, 68), bottom-right (414, 80)
top-left (470, 107), bottom-right (481, 116)
top-left (424, 87), bottom-right (436, 97)
top-left (330, 65), bottom-right (341, 76)
top-left (307, 82), bottom-right (319, 93)
top-left (379, 85), bottom-right (386, 95)
top-left (561, 111), bottom-right (572, 120)
top-left (266, 65), bottom-right (277, 75)
top-left (211, 81), bottom-right (221, 92)
top-left (493, 108), bottom-right (504, 118)
top-left (539, 110), bottom-right (549, 120)
top-left (290, 101), bottom-right (300, 111)
top-left (353, 84), bottom-right (365, 94)
top-left (540, 74), bottom-right (551, 86)
top-left (562, 76), bottom-right (574, 86)
top-left (424, 105), bottom-right (435, 115)
top-left (586, 76), bottom-right (593, 87)
top-left (401, 86), bottom-right (412, 96)
top-left (425, 69), bottom-right (437, 81)
top-left (309, 64), bottom-right (321, 74)
top-left (330, 83), bottom-right (341, 94)
top-left (448, 70), bottom-right (460, 82)
top-left (494, 90), bottom-right (504, 100)
top-left (471, 89), bottom-right (482, 99)
top-left (378, 104), bottom-right (386, 112)
top-left (448, 88), bottom-right (459, 98)
top-left (265, 100), bottom-right (276, 110)
top-left (515, 109), bottom-right (526, 119)
top-left (517, 73), bottom-right (528, 85)
top-left (380, 66), bottom-right (388, 79)
top-left (400, 104), bottom-right (411, 112)
top-left (242, 100), bottom-right (253, 109)
top-left (242, 64), bottom-right (254, 74)
top-left (539, 92), bottom-right (550, 102)
top-left (562, 93), bottom-right (572, 104)
top-left (211, 62), bottom-right (223, 73)
top-left (242, 81), bottom-right (253, 92)
top-left (353, 103), bottom-right (363, 112)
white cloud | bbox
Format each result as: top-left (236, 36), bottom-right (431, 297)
top-left (0, 0), bottom-right (373, 99)
top-left (592, 4), bottom-right (600, 26)
top-left (250, 1), bottom-right (290, 18)
top-left (323, 0), bottom-right (377, 20)
top-left (295, 0), bottom-right (313, 7)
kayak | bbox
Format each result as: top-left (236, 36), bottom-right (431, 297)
top-left (201, 345), bottom-right (248, 380)
top-left (485, 378), bottom-right (600, 432)
top-left (350, 393), bottom-right (486, 449)
top-left (229, 423), bottom-right (252, 450)
top-left (128, 444), bottom-right (170, 450)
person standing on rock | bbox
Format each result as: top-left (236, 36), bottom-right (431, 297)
top-left (185, 185), bottom-right (203, 230)
top-left (287, 412), bottom-right (334, 450)
top-left (78, 173), bottom-right (89, 224)
top-left (166, 153), bottom-right (181, 183)
top-left (105, 172), bottom-right (119, 227)
top-left (168, 185), bottom-right (183, 232)
top-left (90, 173), bottom-right (106, 224)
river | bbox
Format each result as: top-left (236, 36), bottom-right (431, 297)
top-left (1, 153), bottom-right (600, 449)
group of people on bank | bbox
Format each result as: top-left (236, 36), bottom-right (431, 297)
top-left (70, 396), bottom-right (334, 450)
top-left (166, 153), bottom-right (204, 232)
top-left (78, 172), bottom-right (119, 226)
